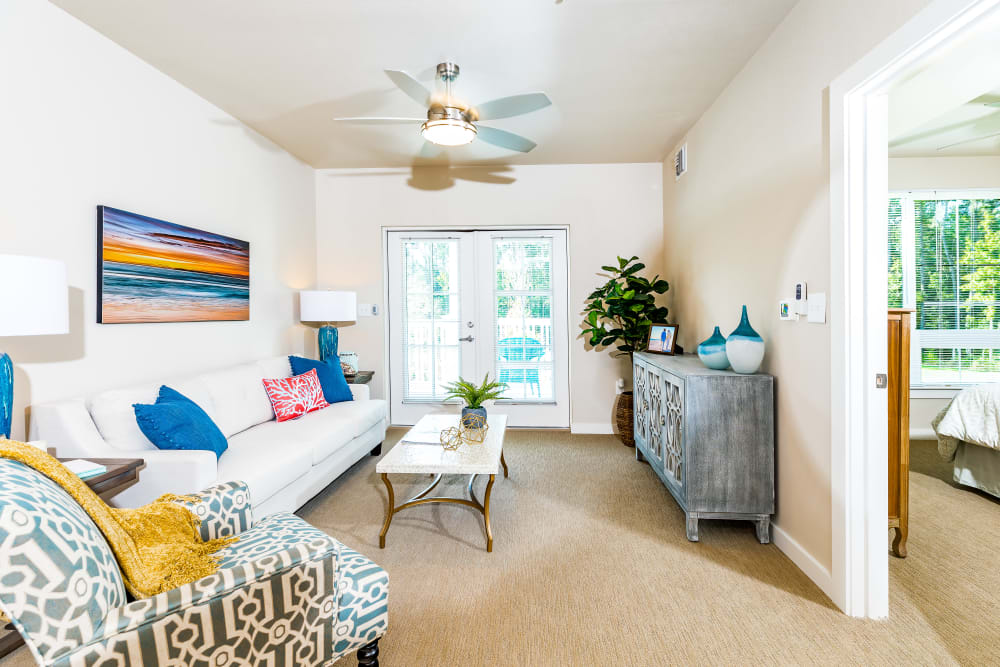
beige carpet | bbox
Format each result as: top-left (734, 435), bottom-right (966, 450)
top-left (3, 432), bottom-right (1000, 665)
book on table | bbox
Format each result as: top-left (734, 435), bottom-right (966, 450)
top-left (62, 459), bottom-right (107, 480)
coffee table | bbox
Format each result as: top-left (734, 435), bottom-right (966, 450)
top-left (377, 413), bottom-right (507, 552)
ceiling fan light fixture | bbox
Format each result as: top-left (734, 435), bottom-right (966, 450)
top-left (421, 118), bottom-right (477, 146)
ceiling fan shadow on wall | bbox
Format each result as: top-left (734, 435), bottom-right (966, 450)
top-left (334, 62), bottom-right (551, 153)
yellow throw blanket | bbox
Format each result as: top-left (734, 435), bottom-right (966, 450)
top-left (0, 440), bottom-right (236, 599)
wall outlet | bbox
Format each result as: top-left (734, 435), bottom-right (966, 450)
top-left (778, 300), bottom-right (796, 321)
top-left (358, 303), bottom-right (378, 317)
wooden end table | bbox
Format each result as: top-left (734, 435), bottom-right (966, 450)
top-left (345, 371), bottom-right (374, 385)
top-left (0, 457), bottom-right (145, 658)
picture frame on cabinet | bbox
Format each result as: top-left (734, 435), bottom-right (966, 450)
top-left (645, 324), bottom-right (678, 355)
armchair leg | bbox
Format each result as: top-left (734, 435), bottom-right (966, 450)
top-left (357, 638), bottom-right (380, 666)
top-left (371, 442), bottom-right (382, 456)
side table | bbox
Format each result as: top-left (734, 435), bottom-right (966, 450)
top-left (345, 371), bottom-right (374, 385)
top-left (0, 457), bottom-right (145, 659)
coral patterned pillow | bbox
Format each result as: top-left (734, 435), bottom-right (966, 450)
top-left (262, 369), bottom-right (330, 422)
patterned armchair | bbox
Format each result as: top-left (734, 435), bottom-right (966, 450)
top-left (0, 460), bottom-right (388, 666)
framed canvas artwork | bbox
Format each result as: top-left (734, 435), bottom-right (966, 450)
top-left (97, 206), bottom-right (250, 324)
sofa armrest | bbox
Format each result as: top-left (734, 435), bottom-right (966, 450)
top-left (169, 480), bottom-right (253, 540)
top-left (349, 384), bottom-right (370, 401)
top-left (57, 530), bottom-right (339, 666)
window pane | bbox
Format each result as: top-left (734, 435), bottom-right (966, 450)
top-left (921, 348), bottom-right (1000, 384)
top-left (888, 197), bottom-right (903, 308)
top-left (493, 238), bottom-right (555, 401)
top-left (402, 239), bottom-right (460, 400)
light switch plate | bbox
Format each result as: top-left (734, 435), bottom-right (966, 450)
top-left (358, 303), bottom-right (378, 317)
top-left (807, 293), bottom-right (826, 323)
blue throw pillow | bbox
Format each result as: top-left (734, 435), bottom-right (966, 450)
top-left (133, 386), bottom-right (228, 459)
top-left (289, 355), bottom-right (353, 404)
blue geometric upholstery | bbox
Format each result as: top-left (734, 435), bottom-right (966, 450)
top-left (0, 459), bottom-right (388, 666)
top-left (168, 480), bottom-right (253, 541)
top-left (0, 459), bottom-right (126, 665)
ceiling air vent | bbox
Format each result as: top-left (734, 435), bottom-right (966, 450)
top-left (674, 144), bottom-right (688, 180)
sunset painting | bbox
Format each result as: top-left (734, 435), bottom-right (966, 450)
top-left (98, 206), bottom-right (250, 323)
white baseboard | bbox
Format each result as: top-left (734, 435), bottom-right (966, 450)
top-left (772, 523), bottom-right (835, 603)
top-left (570, 422), bottom-right (614, 434)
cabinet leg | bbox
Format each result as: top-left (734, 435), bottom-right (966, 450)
top-left (635, 447), bottom-right (645, 463)
top-left (755, 516), bottom-right (771, 544)
top-left (891, 526), bottom-right (908, 558)
top-left (685, 514), bottom-right (699, 542)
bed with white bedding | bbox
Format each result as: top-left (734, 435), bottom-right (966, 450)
top-left (934, 384), bottom-right (1000, 498)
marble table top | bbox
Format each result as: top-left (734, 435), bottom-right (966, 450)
top-left (377, 413), bottom-right (507, 475)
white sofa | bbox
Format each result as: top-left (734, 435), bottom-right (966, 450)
top-left (29, 355), bottom-right (387, 517)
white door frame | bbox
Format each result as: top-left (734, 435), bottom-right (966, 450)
top-left (829, 0), bottom-right (1000, 618)
top-left (381, 225), bottom-right (572, 428)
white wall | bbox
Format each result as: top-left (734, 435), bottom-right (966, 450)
top-left (315, 163), bottom-right (664, 431)
top-left (0, 0), bottom-right (317, 441)
top-left (889, 156), bottom-right (1000, 438)
top-left (661, 0), bottom-right (934, 579)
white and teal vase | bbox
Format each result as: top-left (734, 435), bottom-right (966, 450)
top-left (726, 305), bottom-right (765, 374)
top-left (697, 326), bottom-right (730, 370)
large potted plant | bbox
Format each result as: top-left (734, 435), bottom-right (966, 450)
top-left (581, 256), bottom-right (669, 446)
top-left (442, 374), bottom-right (508, 428)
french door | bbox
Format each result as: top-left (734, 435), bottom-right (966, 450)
top-left (386, 229), bottom-right (569, 427)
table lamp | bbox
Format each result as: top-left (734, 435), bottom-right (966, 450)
top-left (299, 290), bottom-right (356, 363)
top-left (0, 255), bottom-right (69, 439)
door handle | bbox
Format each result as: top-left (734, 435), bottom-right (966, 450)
top-left (459, 336), bottom-right (474, 342)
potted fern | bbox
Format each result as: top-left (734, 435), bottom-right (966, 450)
top-left (442, 374), bottom-right (508, 428)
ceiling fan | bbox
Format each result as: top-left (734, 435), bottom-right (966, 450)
top-left (335, 63), bottom-right (551, 152)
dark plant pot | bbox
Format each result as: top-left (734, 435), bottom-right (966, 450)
top-left (615, 391), bottom-right (635, 447)
top-left (461, 406), bottom-right (487, 429)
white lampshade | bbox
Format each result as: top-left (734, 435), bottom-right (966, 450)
top-left (300, 290), bottom-right (356, 323)
top-left (0, 255), bottom-right (69, 337)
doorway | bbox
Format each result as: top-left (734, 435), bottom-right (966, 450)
top-left (830, 0), bottom-right (1000, 618)
top-left (385, 228), bottom-right (570, 427)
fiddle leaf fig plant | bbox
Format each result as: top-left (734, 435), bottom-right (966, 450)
top-left (582, 255), bottom-right (669, 359)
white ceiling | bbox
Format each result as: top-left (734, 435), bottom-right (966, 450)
top-left (51, 0), bottom-right (797, 168)
top-left (888, 14), bottom-right (1000, 158)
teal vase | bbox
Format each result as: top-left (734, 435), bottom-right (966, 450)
top-left (318, 325), bottom-right (339, 364)
top-left (725, 305), bottom-right (764, 374)
top-left (697, 326), bottom-right (730, 370)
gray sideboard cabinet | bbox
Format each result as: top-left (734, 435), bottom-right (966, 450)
top-left (632, 352), bottom-right (775, 543)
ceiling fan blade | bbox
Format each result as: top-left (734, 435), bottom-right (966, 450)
top-left (473, 92), bottom-right (552, 121)
top-left (476, 125), bottom-right (537, 153)
top-left (384, 69), bottom-right (431, 107)
top-left (937, 130), bottom-right (1000, 151)
top-left (333, 117), bottom-right (424, 125)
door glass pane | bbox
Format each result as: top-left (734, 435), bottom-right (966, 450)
top-left (493, 238), bottom-right (554, 401)
top-left (402, 239), bottom-right (460, 400)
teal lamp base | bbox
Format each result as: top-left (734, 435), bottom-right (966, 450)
top-left (1, 352), bottom-right (12, 439)
top-left (318, 326), bottom-right (339, 364)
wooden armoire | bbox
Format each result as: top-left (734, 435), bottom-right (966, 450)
top-left (888, 308), bottom-right (914, 558)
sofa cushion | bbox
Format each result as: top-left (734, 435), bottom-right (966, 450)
top-left (219, 425), bottom-right (313, 507)
top-left (88, 379), bottom-right (215, 452)
top-left (289, 356), bottom-right (353, 405)
top-left (133, 386), bottom-right (229, 459)
top-left (198, 362), bottom-right (277, 437)
top-left (263, 399), bottom-right (387, 465)
top-left (262, 369), bottom-right (330, 422)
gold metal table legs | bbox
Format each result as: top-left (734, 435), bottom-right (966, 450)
top-left (379, 470), bottom-right (500, 552)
